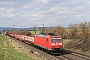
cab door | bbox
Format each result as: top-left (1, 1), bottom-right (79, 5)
top-left (46, 38), bottom-right (49, 49)
top-left (46, 38), bottom-right (51, 50)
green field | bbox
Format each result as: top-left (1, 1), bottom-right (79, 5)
top-left (0, 34), bottom-right (33, 60)
top-left (30, 30), bottom-right (41, 34)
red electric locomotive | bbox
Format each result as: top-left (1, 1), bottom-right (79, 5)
top-left (34, 33), bottom-right (64, 53)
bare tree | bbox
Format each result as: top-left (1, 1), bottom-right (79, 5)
top-left (79, 22), bottom-right (89, 40)
top-left (54, 25), bottom-right (65, 37)
top-left (69, 24), bottom-right (78, 39)
top-left (88, 22), bottom-right (90, 28)
top-left (44, 25), bottom-right (65, 39)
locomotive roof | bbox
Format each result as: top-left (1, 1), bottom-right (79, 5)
top-left (35, 33), bottom-right (58, 38)
top-left (36, 34), bottom-right (47, 38)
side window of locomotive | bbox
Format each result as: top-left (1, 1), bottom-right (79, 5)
top-left (51, 38), bottom-right (61, 42)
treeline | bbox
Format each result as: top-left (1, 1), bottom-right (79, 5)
top-left (0, 31), bottom-right (1, 34)
top-left (44, 21), bottom-right (90, 40)
top-left (6, 30), bottom-right (32, 36)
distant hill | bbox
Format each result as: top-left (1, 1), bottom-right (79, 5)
top-left (0, 27), bottom-right (52, 31)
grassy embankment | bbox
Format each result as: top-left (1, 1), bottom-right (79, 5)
top-left (0, 34), bottom-right (34, 60)
top-left (63, 39), bottom-right (90, 56)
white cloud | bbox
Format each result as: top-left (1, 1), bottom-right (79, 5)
top-left (49, 6), bottom-right (69, 14)
top-left (0, 8), bottom-right (6, 11)
top-left (77, 14), bottom-right (86, 17)
top-left (31, 17), bottom-right (41, 21)
top-left (7, 13), bottom-right (15, 18)
top-left (87, 1), bottom-right (90, 5)
top-left (23, 4), bottom-right (33, 9)
top-left (0, 1), bottom-right (14, 5)
top-left (7, 8), bottom-right (15, 12)
top-left (73, 6), bottom-right (85, 10)
top-left (22, 13), bottom-right (31, 17)
top-left (23, 13), bottom-right (41, 18)
top-left (32, 13), bottom-right (40, 17)
top-left (86, 15), bottom-right (90, 19)
top-left (39, 0), bottom-right (48, 3)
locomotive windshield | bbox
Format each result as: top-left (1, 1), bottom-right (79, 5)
top-left (51, 38), bottom-right (61, 42)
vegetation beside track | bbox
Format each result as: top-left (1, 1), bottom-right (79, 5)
top-left (63, 39), bottom-right (90, 56)
top-left (43, 21), bottom-right (90, 55)
top-left (0, 34), bottom-right (34, 60)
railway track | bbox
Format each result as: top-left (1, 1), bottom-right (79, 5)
top-left (71, 51), bottom-right (90, 60)
top-left (9, 36), bottom-right (90, 60)
top-left (55, 49), bottom-right (90, 60)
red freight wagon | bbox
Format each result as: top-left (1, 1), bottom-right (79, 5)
top-left (34, 34), bottom-right (63, 53)
top-left (24, 36), bottom-right (34, 45)
top-left (14, 34), bottom-right (21, 40)
top-left (17, 35), bottom-right (26, 41)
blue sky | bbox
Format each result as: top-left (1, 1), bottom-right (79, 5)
top-left (0, 0), bottom-right (90, 28)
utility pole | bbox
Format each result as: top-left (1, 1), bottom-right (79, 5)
top-left (13, 25), bottom-right (15, 30)
top-left (22, 25), bottom-right (26, 30)
top-left (42, 24), bottom-right (44, 34)
top-left (33, 25), bottom-right (36, 34)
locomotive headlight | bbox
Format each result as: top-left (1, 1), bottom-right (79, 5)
top-left (59, 43), bottom-right (62, 45)
top-left (52, 43), bottom-right (55, 46)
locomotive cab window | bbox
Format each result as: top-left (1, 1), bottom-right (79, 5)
top-left (51, 38), bottom-right (61, 42)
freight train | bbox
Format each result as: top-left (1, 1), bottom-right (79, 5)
top-left (6, 32), bottom-right (64, 54)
